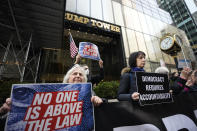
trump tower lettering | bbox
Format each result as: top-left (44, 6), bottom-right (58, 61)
top-left (136, 72), bottom-right (173, 106)
top-left (78, 42), bottom-right (100, 61)
top-left (5, 83), bottom-right (94, 131)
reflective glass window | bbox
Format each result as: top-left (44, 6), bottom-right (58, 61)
top-left (185, 0), bottom-right (197, 14)
top-left (143, 6), bottom-right (152, 17)
top-left (66, 0), bottom-right (76, 12)
top-left (149, 0), bottom-right (158, 7)
top-left (144, 61), bottom-right (152, 72)
top-left (121, 27), bottom-right (130, 58)
top-left (151, 37), bottom-right (163, 62)
top-left (124, 6), bottom-right (134, 29)
top-left (135, 32), bottom-right (148, 58)
top-left (112, 1), bottom-right (124, 26)
top-left (138, 12), bottom-right (149, 34)
top-left (141, 0), bottom-right (149, 6)
top-left (126, 29), bottom-right (139, 53)
top-left (145, 15), bottom-right (154, 36)
top-left (152, 18), bottom-right (162, 38)
top-left (160, 16), bottom-right (167, 23)
top-left (91, 0), bottom-right (103, 20)
top-left (130, 8), bottom-right (142, 32)
top-left (102, 0), bottom-right (114, 23)
top-left (144, 34), bottom-right (157, 62)
top-left (168, 18), bottom-right (173, 24)
top-left (167, 54), bottom-right (175, 65)
top-left (162, 52), bottom-right (171, 64)
top-left (77, 0), bottom-right (90, 16)
top-left (152, 10), bottom-right (160, 20)
top-left (122, 0), bottom-right (132, 8)
top-left (136, 3), bottom-right (143, 12)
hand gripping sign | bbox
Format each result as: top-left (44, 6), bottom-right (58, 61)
top-left (5, 83), bottom-right (94, 131)
top-left (78, 42), bottom-right (100, 61)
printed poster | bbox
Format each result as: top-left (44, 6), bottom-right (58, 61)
top-left (135, 72), bottom-right (173, 106)
top-left (5, 83), bottom-right (94, 131)
top-left (79, 42), bottom-right (100, 61)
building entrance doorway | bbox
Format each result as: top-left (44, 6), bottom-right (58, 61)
top-left (39, 20), bottom-right (125, 82)
top-left (63, 26), bottom-right (125, 80)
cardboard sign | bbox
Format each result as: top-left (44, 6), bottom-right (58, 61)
top-left (135, 72), bottom-right (173, 106)
top-left (5, 83), bottom-right (94, 131)
top-left (79, 42), bottom-right (100, 61)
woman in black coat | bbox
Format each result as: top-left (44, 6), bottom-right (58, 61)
top-left (117, 51), bottom-right (146, 101)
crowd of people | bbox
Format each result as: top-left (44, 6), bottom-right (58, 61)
top-left (1, 51), bottom-right (197, 126)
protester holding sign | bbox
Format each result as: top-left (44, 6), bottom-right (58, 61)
top-left (74, 53), bottom-right (104, 85)
top-left (0, 98), bottom-right (11, 117)
top-left (181, 69), bottom-right (197, 92)
top-left (74, 42), bottom-right (104, 85)
top-left (118, 51), bottom-right (146, 101)
top-left (170, 67), bottom-right (192, 94)
top-left (63, 64), bottom-right (103, 106)
top-left (78, 42), bottom-right (100, 61)
top-left (0, 64), bottom-right (103, 130)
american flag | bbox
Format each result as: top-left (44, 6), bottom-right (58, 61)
top-left (69, 33), bottom-right (78, 58)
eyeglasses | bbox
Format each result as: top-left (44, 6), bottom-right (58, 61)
top-left (84, 68), bottom-right (89, 70)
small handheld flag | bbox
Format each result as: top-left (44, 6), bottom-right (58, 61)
top-left (69, 33), bottom-right (78, 58)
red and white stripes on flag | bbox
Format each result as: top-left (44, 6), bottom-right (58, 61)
top-left (69, 33), bottom-right (78, 58)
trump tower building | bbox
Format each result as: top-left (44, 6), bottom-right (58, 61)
top-left (0, 0), bottom-right (196, 82)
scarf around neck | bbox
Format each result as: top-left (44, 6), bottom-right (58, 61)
top-left (132, 67), bottom-right (145, 72)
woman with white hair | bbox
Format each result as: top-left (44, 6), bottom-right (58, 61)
top-left (155, 66), bottom-right (169, 75)
top-left (63, 64), bottom-right (103, 106)
top-left (63, 64), bottom-right (87, 83)
top-left (0, 64), bottom-right (103, 119)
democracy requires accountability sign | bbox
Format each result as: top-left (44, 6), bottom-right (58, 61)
top-left (5, 83), bottom-right (94, 131)
top-left (136, 72), bottom-right (173, 106)
top-left (79, 42), bottom-right (100, 61)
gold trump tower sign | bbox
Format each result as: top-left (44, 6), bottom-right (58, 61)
top-left (65, 12), bottom-right (120, 33)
